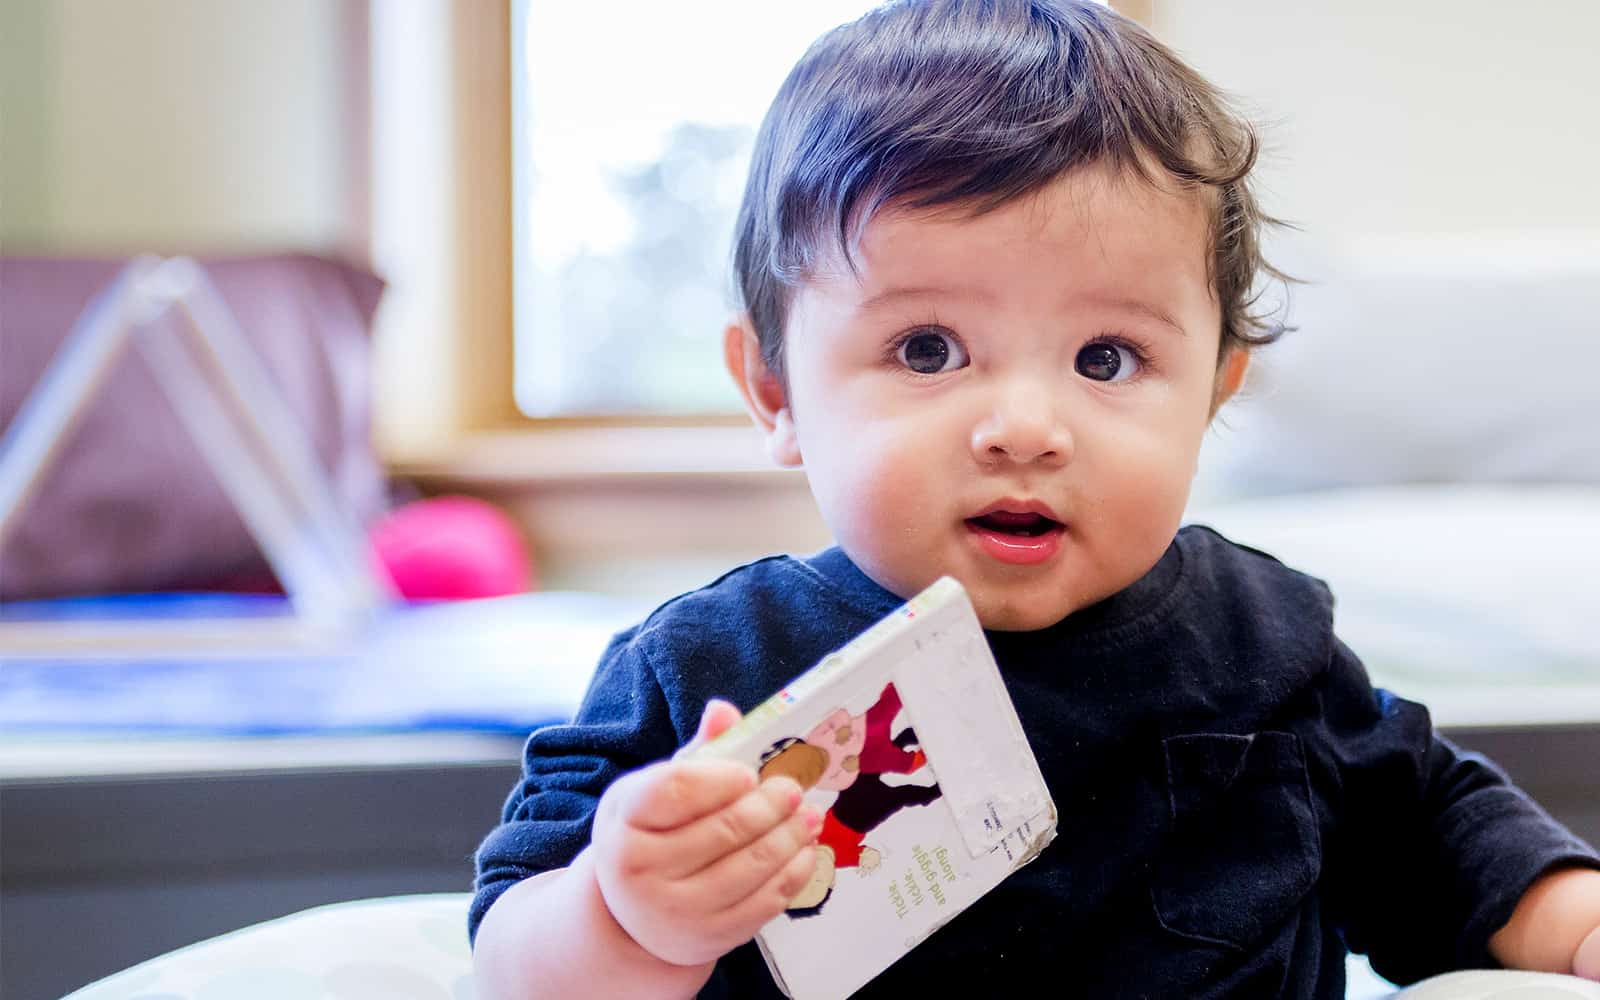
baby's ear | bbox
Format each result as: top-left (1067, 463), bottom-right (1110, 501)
top-left (1210, 346), bottom-right (1251, 416)
top-left (723, 317), bottom-right (802, 467)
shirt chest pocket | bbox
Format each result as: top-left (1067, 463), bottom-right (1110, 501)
top-left (1150, 731), bottom-right (1322, 950)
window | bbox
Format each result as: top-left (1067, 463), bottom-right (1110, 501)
top-left (511, 1), bottom-right (882, 417)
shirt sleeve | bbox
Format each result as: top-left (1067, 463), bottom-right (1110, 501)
top-left (1318, 638), bottom-right (1600, 984)
top-left (468, 628), bottom-right (683, 945)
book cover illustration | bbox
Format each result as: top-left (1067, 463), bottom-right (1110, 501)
top-left (692, 576), bottom-right (1057, 999)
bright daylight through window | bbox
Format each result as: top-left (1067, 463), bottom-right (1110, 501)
top-left (511, 1), bottom-right (881, 417)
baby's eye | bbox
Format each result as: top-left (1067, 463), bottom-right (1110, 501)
top-left (896, 328), bottom-right (969, 375)
top-left (1075, 341), bottom-right (1139, 383)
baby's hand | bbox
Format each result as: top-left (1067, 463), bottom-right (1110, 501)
top-left (1576, 922), bottom-right (1600, 980)
top-left (590, 700), bottom-right (823, 968)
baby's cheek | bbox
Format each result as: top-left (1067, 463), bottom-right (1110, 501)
top-left (836, 442), bottom-right (930, 528)
top-left (1125, 471), bottom-right (1194, 566)
top-left (829, 458), bottom-right (942, 598)
top-left (1081, 436), bottom-right (1192, 562)
top-left (1108, 425), bottom-right (1195, 503)
top-left (1134, 455), bottom-right (1193, 522)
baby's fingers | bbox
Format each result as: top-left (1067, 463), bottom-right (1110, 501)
top-left (660, 778), bottom-right (811, 879)
top-left (607, 759), bottom-right (757, 833)
top-left (686, 801), bottom-right (823, 908)
top-left (710, 843), bottom-right (824, 941)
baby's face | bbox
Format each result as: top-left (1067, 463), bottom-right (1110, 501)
top-left (777, 165), bottom-right (1234, 630)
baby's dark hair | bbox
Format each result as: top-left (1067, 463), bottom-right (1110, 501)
top-left (732, 0), bottom-right (1288, 381)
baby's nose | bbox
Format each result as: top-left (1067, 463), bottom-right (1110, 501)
top-left (969, 390), bottom-right (1073, 467)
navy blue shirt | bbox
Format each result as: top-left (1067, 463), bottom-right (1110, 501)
top-left (472, 526), bottom-right (1598, 997)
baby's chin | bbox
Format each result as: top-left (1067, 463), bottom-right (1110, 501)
top-left (966, 569), bottom-right (1142, 631)
top-left (968, 595), bottom-right (1079, 633)
top-left (849, 554), bottom-right (1089, 632)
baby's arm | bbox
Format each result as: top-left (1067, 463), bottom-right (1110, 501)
top-left (1488, 866), bottom-right (1600, 979)
top-left (473, 701), bottom-right (823, 999)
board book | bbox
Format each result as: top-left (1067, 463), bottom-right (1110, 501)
top-left (691, 576), bottom-right (1057, 999)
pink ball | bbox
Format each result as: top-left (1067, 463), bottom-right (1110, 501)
top-left (369, 495), bottom-right (535, 601)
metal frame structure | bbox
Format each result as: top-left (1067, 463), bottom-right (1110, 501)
top-left (0, 256), bottom-right (391, 652)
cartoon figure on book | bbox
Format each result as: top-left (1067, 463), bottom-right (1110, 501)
top-left (470, 2), bottom-right (1600, 998)
top-left (759, 682), bottom-right (944, 914)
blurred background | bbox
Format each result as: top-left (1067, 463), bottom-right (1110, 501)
top-left (6, 0), bottom-right (1595, 595)
top-left (1, 2), bottom-right (1596, 998)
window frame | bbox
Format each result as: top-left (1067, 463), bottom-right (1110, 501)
top-left (378, 0), bottom-right (1148, 470)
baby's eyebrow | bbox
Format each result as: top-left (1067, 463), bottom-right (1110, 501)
top-left (1086, 296), bottom-right (1188, 338)
top-left (857, 285), bottom-right (992, 311)
top-left (855, 285), bottom-right (1188, 338)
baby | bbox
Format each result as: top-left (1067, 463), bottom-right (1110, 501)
top-left (470, 2), bottom-right (1600, 996)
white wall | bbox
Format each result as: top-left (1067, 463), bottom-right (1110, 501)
top-left (0, 0), bottom-right (352, 253)
top-left (367, 0), bottom-right (459, 456)
top-left (1164, 1), bottom-right (1600, 506)
top-left (1154, 0), bottom-right (1600, 239)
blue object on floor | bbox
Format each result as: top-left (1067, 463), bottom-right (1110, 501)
top-left (0, 591), bottom-right (643, 735)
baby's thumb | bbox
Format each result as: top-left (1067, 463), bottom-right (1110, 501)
top-left (695, 698), bottom-right (743, 744)
top-left (678, 699), bottom-right (742, 758)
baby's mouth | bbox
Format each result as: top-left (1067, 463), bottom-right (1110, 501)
top-left (965, 505), bottom-right (1066, 565)
top-left (965, 511), bottom-right (1063, 537)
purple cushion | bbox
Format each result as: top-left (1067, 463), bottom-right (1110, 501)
top-left (0, 253), bottom-right (387, 599)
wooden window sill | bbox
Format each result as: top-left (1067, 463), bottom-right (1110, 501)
top-left (386, 424), bottom-right (832, 598)
top-left (388, 423), bottom-right (794, 486)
